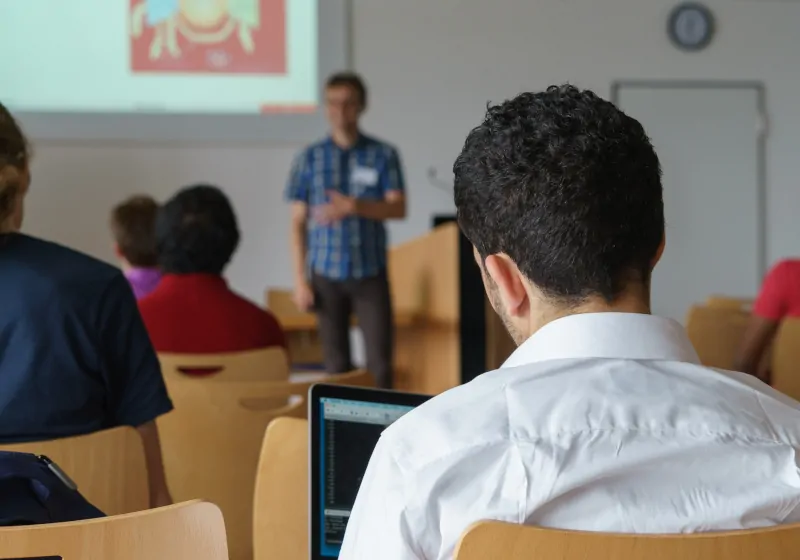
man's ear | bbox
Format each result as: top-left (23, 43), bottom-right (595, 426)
top-left (113, 243), bottom-right (123, 260)
top-left (484, 254), bottom-right (528, 317)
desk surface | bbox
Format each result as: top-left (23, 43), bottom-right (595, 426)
top-left (278, 310), bottom-right (420, 332)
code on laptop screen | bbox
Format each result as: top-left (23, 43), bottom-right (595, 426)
top-left (318, 398), bottom-right (415, 557)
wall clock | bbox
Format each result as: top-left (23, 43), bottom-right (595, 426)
top-left (668, 3), bottom-right (715, 52)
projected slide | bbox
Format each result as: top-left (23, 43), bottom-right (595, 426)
top-left (1, 0), bottom-right (318, 114)
top-left (130, 0), bottom-right (287, 75)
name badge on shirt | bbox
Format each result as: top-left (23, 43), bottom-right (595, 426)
top-left (351, 166), bottom-right (379, 187)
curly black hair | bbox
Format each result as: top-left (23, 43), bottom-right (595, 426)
top-left (453, 85), bottom-right (664, 305)
top-left (156, 184), bottom-right (240, 275)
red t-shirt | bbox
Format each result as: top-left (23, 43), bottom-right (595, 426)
top-left (138, 274), bottom-right (286, 353)
top-left (753, 259), bottom-right (800, 321)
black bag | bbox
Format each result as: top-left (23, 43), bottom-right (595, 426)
top-left (0, 451), bottom-right (104, 526)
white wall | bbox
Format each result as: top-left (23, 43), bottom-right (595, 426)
top-left (24, 0), bottom-right (800, 304)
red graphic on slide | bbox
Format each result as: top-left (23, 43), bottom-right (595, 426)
top-left (129, 0), bottom-right (286, 74)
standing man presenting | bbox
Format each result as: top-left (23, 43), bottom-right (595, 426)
top-left (286, 72), bottom-right (407, 389)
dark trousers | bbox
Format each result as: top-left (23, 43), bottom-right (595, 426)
top-left (312, 272), bottom-right (394, 389)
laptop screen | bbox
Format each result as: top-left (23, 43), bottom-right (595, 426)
top-left (318, 397), bottom-right (416, 557)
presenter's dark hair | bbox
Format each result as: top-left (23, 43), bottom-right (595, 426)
top-left (156, 184), bottom-right (240, 275)
top-left (326, 72), bottom-right (368, 109)
top-left (0, 103), bottom-right (29, 227)
top-left (453, 85), bottom-right (664, 305)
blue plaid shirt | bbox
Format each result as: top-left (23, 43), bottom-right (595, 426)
top-left (286, 134), bottom-right (406, 280)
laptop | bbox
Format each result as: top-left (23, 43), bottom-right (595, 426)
top-left (309, 384), bottom-right (430, 559)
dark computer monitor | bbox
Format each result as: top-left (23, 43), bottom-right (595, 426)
top-left (308, 384), bottom-right (430, 559)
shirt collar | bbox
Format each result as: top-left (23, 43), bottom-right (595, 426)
top-left (326, 132), bottom-right (368, 151)
top-left (124, 267), bottom-right (162, 283)
top-left (502, 312), bottom-right (700, 369)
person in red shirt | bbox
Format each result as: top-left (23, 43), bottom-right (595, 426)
top-left (138, 184), bottom-right (286, 353)
top-left (735, 259), bottom-right (800, 379)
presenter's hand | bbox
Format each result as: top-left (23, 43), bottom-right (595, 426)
top-left (314, 191), bottom-right (356, 225)
top-left (293, 281), bottom-right (315, 312)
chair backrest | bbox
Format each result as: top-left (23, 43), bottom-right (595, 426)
top-left (159, 347), bottom-right (291, 382)
top-left (772, 319), bottom-right (800, 400)
top-left (0, 426), bottom-right (148, 516)
top-left (159, 370), bottom-right (373, 560)
top-left (685, 305), bottom-right (750, 370)
top-left (456, 521), bottom-right (800, 560)
top-left (253, 417), bottom-right (308, 560)
top-left (706, 295), bottom-right (754, 311)
top-left (0, 500), bottom-right (227, 560)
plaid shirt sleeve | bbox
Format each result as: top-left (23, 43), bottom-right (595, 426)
top-left (286, 150), bottom-right (311, 202)
top-left (381, 147), bottom-right (406, 194)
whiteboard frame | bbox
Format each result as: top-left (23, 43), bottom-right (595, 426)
top-left (15, 0), bottom-right (350, 143)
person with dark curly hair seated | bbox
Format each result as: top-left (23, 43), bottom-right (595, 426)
top-left (138, 184), bottom-right (286, 355)
top-left (340, 86), bottom-right (800, 560)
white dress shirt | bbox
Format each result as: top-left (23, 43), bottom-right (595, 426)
top-left (339, 312), bottom-right (800, 560)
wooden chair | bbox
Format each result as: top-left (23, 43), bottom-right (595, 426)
top-left (685, 305), bottom-right (750, 370)
top-left (253, 417), bottom-right (308, 560)
top-left (706, 295), bottom-right (754, 311)
top-left (0, 426), bottom-right (148, 516)
top-left (159, 347), bottom-right (290, 382)
top-left (159, 370), bottom-right (373, 560)
top-left (772, 319), bottom-right (800, 401)
top-left (0, 500), bottom-right (227, 560)
top-left (455, 521), bottom-right (800, 559)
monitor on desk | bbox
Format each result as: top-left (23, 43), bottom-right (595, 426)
top-left (309, 384), bottom-right (429, 559)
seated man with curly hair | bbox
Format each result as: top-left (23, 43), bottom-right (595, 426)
top-left (138, 184), bottom-right (286, 356)
top-left (340, 86), bottom-right (800, 560)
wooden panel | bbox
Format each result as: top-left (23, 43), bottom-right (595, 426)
top-left (388, 222), bottom-right (460, 323)
top-left (1, 427), bottom-right (148, 516)
top-left (456, 520), bottom-right (800, 560)
top-left (0, 501), bottom-right (227, 560)
top-left (253, 418), bottom-right (308, 560)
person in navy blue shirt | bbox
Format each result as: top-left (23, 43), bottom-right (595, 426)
top-left (286, 72), bottom-right (407, 389)
top-left (0, 103), bottom-right (173, 507)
